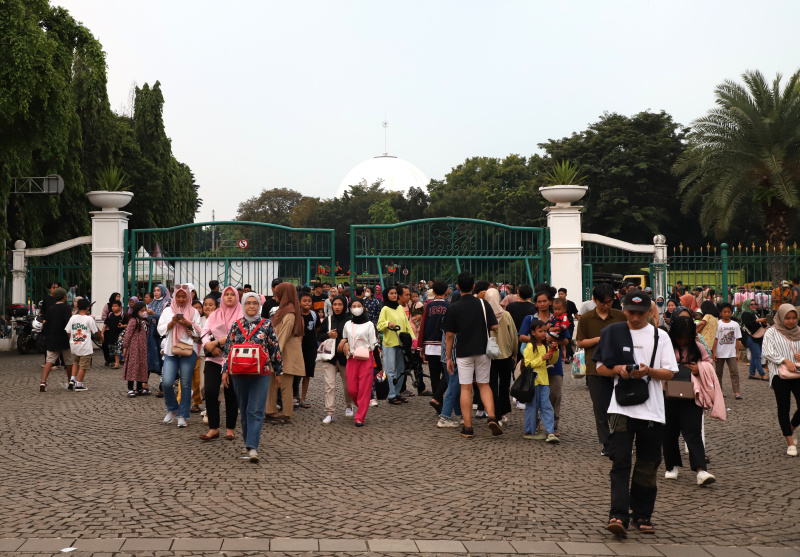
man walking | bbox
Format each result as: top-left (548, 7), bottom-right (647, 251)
top-left (443, 272), bottom-right (503, 438)
top-left (594, 291), bottom-right (677, 537)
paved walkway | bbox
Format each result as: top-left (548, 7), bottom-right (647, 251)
top-left (1, 350), bottom-right (799, 556)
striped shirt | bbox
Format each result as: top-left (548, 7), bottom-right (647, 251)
top-left (762, 328), bottom-right (800, 385)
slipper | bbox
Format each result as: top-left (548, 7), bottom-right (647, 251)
top-left (748, 375), bottom-right (760, 380)
top-left (761, 376), bottom-right (770, 381)
top-left (606, 518), bottom-right (627, 537)
top-left (225, 433), bottom-right (235, 441)
top-left (631, 518), bottom-right (655, 534)
top-left (388, 398), bottom-right (403, 405)
top-left (199, 432), bottom-right (219, 441)
top-left (299, 402), bottom-right (311, 408)
top-left (420, 390), bottom-right (433, 396)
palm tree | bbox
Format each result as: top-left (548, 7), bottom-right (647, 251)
top-left (674, 70), bottom-right (800, 245)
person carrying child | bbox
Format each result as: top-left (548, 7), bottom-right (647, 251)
top-left (64, 298), bottom-right (99, 392)
top-left (522, 319), bottom-right (560, 443)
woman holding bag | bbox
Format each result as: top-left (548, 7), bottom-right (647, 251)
top-left (341, 298), bottom-right (378, 426)
top-left (762, 304), bottom-right (800, 457)
top-left (741, 298), bottom-right (769, 380)
top-left (266, 282), bottom-right (305, 424)
top-left (317, 296), bottom-right (354, 423)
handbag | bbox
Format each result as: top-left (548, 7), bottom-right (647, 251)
top-left (665, 364), bottom-right (695, 399)
top-left (614, 325), bottom-right (659, 407)
top-left (350, 322), bottom-right (371, 361)
top-left (510, 364), bottom-right (537, 403)
top-left (227, 319), bottom-right (270, 375)
top-left (744, 320), bottom-right (766, 339)
top-left (172, 341), bottom-right (194, 357)
top-left (480, 299), bottom-right (501, 360)
top-left (316, 316), bottom-right (336, 362)
top-left (775, 330), bottom-right (800, 379)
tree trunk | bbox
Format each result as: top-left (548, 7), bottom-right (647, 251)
top-left (763, 202), bottom-right (793, 290)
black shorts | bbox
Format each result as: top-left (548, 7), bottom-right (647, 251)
top-left (303, 350), bottom-right (316, 378)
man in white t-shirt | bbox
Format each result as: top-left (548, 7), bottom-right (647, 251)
top-left (593, 290), bottom-right (678, 537)
top-left (713, 303), bottom-right (742, 399)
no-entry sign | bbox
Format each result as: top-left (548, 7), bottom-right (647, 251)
top-left (238, 239), bottom-right (249, 249)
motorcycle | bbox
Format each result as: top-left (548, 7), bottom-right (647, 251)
top-left (15, 310), bottom-right (46, 355)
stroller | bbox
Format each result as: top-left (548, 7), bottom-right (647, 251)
top-left (388, 325), bottom-right (427, 393)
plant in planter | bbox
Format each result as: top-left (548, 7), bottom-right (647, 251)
top-left (539, 160), bottom-right (588, 206)
top-left (95, 165), bottom-right (131, 191)
top-left (544, 160), bottom-right (587, 185)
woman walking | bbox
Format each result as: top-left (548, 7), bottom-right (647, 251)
top-left (762, 304), bottom-right (800, 457)
top-left (266, 282), bottom-right (305, 424)
top-left (157, 285), bottom-right (202, 429)
top-left (377, 285), bottom-right (415, 405)
top-left (147, 284), bottom-right (170, 397)
top-left (317, 296), bottom-right (354, 423)
top-left (741, 298), bottom-right (769, 380)
top-left (342, 298), bottom-right (378, 426)
top-left (221, 292), bottom-right (283, 463)
top-left (123, 301), bottom-right (151, 397)
top-left (200, 286), bottom-right (241, 441)
top-left (485, 288), bottom-right (518, 421)
top-left (696, 301), bottom-right (719, 353)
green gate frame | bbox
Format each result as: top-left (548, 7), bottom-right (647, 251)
top-left (25, 244), bottom-right (92, 309)
top-left (124, 221), bottom-right (335, 299)
top-left (349, 218), bottom-right (549, 290)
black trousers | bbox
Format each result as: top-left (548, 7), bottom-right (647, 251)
top-left (772, 375), bottom-right (800, 436)
top-left (490, 357), bottom-right (513, 418)
top-left (203, 361), bottom-right (239, 430)
top-left (662, 398), bottom-right (706, 471)
top-left (427, 354), bottom-right (444, 394)
top-left (587, 375), bottom-right (615, 448)
top-left (102, 339), bottom-right (115, 363)
top-left (607, 414), bottom-right (663, 528)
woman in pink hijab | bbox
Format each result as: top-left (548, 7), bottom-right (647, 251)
top-left (199, 286), bottom-right (242, 441)
top-left (156, 284), bottom-right (203, 428)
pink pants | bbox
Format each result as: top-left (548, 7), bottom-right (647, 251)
top-left (346, 355), bottom-right (374, 424)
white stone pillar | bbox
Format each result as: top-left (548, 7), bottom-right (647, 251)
top-left (90, 210), bottom-right (130, 322)
top-left (652, 234), bottom-right (668, 301)
top-left (540, 186), bottom-right (588, 302)
top-left (11, 240), bottom-right (27, 305)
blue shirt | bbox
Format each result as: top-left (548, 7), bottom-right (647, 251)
top-left (519, 312), bottom-right (571, 376)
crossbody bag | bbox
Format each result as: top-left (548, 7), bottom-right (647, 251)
top-left (614, 325), bottom-right (659, 407)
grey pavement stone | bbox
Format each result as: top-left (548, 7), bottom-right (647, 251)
top-left (0, 540), bottom-right (23, 552)
top-left (171, 538), bottom-right (223, 551)
top-left (511, 540), bottom-right (565, 554)
top-left (703, 546), bottom-right (758, 557)
top-left (270, 538), bottom-right (319, 551)
top-left (318, 539), bottom-right (369, 551)
top-left (656, 546), bottom-right (712, 557)
top-left (369, 539), bottom-right (420, 552)
top-left (749, 549), bottom-right (800, 557)
top-left (221, 538), bottom-right (271, 551)
top-left (463, 540), bottom-right (516, 553)
top-left (610, 543), bottom-right (666, 556)
top-left (558, 541), bottom-right (616, 555)
top-left (119, 538), bottom-right (172, 551)
top-left (70, 539), bottom-right (125, 552)
top-left (16, 538), bottom-right (76, 552)
top-left (415, 540), bottom-right (468, 553)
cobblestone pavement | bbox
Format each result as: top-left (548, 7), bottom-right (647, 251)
top-left (2, 350), bottom-right (799, 553)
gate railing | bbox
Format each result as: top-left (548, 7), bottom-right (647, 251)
top-left (23, 238), bottom-right (92, 312)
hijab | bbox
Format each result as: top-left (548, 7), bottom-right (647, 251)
top-left (169, 285), bottom-right (197, 345)
top-left (484, 288), bottom-right (504, 320)
top-left (375, 285), bottom-right (383, 302)
top-left (126, 296), bottom-right (140, 316)
top-left (679, 293), bottom-right (699, 312)
top-left (272, 282), bottom-right (304, 337)
top-left (206, 286), bottom-right (243, 338)
top-left (349, 298), bottom-right (369, 324)
top-left (741, 298), bottom-right (756, 315)
top-left (241, 292), bottom-right (263, 323)
top-left (383, 287), bottom-right (400, 310)
top-left (329, 295), bottom-right (351, 326)
top-left (773, 303), bottom-right (800, 341)
top-left (149, 284), bottom-right (170, 316)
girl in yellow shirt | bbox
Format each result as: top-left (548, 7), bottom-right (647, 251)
top-left (522, 320), bottom-right (560, 443)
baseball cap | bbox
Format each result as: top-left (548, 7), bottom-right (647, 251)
top-left (623, 290), bottom-right (651, 312)
top-left (782, 280), bottom-right (790, 287)
top-left (643, 287), bottom-right (653, 294)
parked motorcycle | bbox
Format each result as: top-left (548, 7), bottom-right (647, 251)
top-left (15, 310), bottom-right (46, 355)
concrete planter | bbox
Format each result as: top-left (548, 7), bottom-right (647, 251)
top-left (539, 185), bottom-right (588, 207)
top-left (86, 191), bottom-right (133, 211)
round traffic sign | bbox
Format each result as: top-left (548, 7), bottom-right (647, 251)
top-left (402, 268), bottom-right (409, 276)
top-left (238, 239), bottom-right (249, 249)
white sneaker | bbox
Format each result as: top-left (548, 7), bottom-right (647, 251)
top-left (437, 416), bottom-right (460, 428)
top-left (664, 468), bottom-right (679, 480)
top-left (501, 415), bottom-right (509, 423)
top-left (369, 399), bottom-right (378, 407)
top-left (203, 414), bottom-right (208, 424)
top-left (788, 445), bottom-right (798, 457)
top-left (516, 402), bottom-right (526, 410)
top-left (696, 470), bottom-right (716, 485)
top-left (177, 417), bottom-right (188, 428)
top-left (344, 407), bottom-right (354, 417)
top-left (249, 449), bottom-right (259, 463)
top-left (322, 414), bottom-right (333, 424)
top-left (163, 411), bottom-right (177, 425)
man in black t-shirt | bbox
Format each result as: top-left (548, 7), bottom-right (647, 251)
top-left (39, 288), bottom-right (74, 391)
top-left (310, 283), bottom-right (326, 315)
top-left (207, 280), bottom-right (222, 303)
top-left (506, 284), bottom-right (535, 334)
top-left (443, 272), bottom-right (503, 438)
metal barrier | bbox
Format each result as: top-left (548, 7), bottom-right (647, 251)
top-left (25, 244), bottom-right (92, 311)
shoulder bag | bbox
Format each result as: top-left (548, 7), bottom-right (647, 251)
top-left (776, 331), bottom-right (800, 379)
top-left (228, 319), bottom-right (270, 375)
top-left (172, 341), bottom-right (194, 357)
top-left (481, 299), bottom-right (501, 360)
top-left (665, 363), bottom-right (695, 399)
top-left (316, 316), bottom-right (336, 362)
top-left (350, 322), bottom-right (371, 361)
top-left (614, 325), bottom-right (659, 407)
top-left (744, 320), bottom-right (766, 339)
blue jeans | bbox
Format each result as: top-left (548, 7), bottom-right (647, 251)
top-left (747, 336), bottom-right (765, 377)
top-left (524, 384), bottom-right (554, 435)
top-left (162, 352), bottom-right (198, 419)
top-left (440, 367), bottom-right (463, 419)
top-left (383, 345), bottom-right (405, 399)
top-left (232, 374), bottom-right (271, 451)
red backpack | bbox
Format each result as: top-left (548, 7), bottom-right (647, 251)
top-left (227, 319), bottom-right (271, 375)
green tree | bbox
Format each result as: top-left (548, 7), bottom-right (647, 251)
top-left (674, 70), bottom-right (800, 245)
top-left (368, 197), bottom-right (400, 224)
top-left (236, 187), bottom-right (306, 226)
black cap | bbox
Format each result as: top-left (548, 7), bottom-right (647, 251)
top-left (623, 290), bottom-right (651, 312)
top-left (271, 278), bottom-right (283, 288)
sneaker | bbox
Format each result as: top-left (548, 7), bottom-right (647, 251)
top-left (177, 417), bottom-right (188, 428)
top-left (545, 433), bottom-right (560, 444)
top-left (516, 402), bottom-right (526, 410)
top-left (163, 411), bottom-right (177, 425)
top-left (488, 419), bottom-right (504, 436)
top-left (39, 382), bottom-right (47, 392)
top-left (696, 470), bottom-right (716, 485)
top-left (127, 390), bottom-right (136, 398)
top-left (501, 415), bottom-right (509, 423)
top-left (460, 426), bottom-right (474, 438)
top-left (74, 385), bottom-right (88, 392)
top-left (788, 445), bottom-right (798, 457)
top-left (344, 407), bottom-right (354, 417)
top-left (437, 416), bottom-right (460, 428)
top-left (68, 379), bottom-right (75, 390)
top-left (203, 414), bottom-right (209, 424)
top-left (475, 410), bottom-right (486, 418)
top-left (322, 414), bottom-right (333, 424)
top-left (249, 449), bottom-right (259, 463)
top-left (355, 421), bottom-right (364, 427)
top-left (369, 399), bottom-right (378, 407)
top-left (664, 468), bottom-right (679, 480)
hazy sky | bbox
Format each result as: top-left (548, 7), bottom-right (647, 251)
top-left (56, 0), bottom-right (800, 224)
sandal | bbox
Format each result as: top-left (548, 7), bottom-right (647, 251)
top-left (199, 432), bottom-right (219, 441)
top-left (225, 432), bottom-right (235, 441)
top-left (155, 390), bottom-right (164, 398)
top-left (388, 398), bottom-right (403, 405)
top-left (138, 389), bottom-right (151, 396)
top-left (190, 405), bottom-right (201, 413)
top-left (748, 375), bottom-right (759, 380)
top-left (606, 518), bottom-right (627, 537)
top-left (299, 401), bottom-right (311, 408)
top-left (127, 390), bottom-right (136, 398)
top-left (399, 397), bottom-right (409, 403)
top-left (430, 399), bottom-right (443, 414)
top-left (460, 426), bottom-right (474, 438)
top-left (630, 518), bottom-right (654, 534)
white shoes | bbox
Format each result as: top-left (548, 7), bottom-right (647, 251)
top-left (344, 407), bottom-right (354, 417)
top-left (696, 470), bottom-right (716, 485)
top-left (322, 414), bottom-right (333, 424)
top-left (369, 399), bottom-right (378, 407)
top-left (664, 468), bottom-right (679, 480)
top-left (249, 449), bottom-right (259, 463)
top-left (177, 417), bottom-right (188, 428)
top-left (516, 402), bottom-right (526, 410)
top-left (163, 411), bottom-right (177, 425)
top-left (788, 445), bottom-right (798, 456)
top-left (436, 417), bottom-right (460, 428)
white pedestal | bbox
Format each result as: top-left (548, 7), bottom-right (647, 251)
top-left (11, 241), bottom-right (27, 305)
top-left (90, 210), bottom-right (130, 322)
top-left (546, 205), bottom-right (584, 302)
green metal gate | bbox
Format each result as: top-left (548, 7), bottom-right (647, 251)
top-left (124, 221), bottom-right (335, 299)
top-left (25, 245), bottom-right (92, 310)
top-left (349, 218), bottom-right (549, 290)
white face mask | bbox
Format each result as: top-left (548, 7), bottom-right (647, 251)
top-left (351, 307), bottom-right (364, 317)
top-left (364, 292), bottom-right (371, 298)
top-left (138, 311), bottom-right (148, 318)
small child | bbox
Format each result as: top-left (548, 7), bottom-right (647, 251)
top-left (65, 298), bottom-right (99, 392)
top-left (522, 320), bottom-right (560, 443)
top-left (548, 298), bottom-right (570, 342)
top-left (102, 300), bottom-right (124, 368)
top-left (298, 292), bottom-right (318, 408)
top-left (713, 302), bottom-right (743, 400)
top-left (123, 301), bottom-right (151, 397)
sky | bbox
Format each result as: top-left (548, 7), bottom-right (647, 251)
top-left (56, 0), bottom-right (800, 224)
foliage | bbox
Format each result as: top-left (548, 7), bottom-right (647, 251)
top-left (368, 197), bottom-right (400, 224)
top-left (95, 165), bottom-right (130, 191)
top-left (674, 70), bottom-right (800, 245)
top-left (544, 160), bottom-right (587, 185)
top-left (236, 187), bottom-right (307, 227)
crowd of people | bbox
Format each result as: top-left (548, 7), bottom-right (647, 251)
top-left (30, 273), bottom-right (800, 536)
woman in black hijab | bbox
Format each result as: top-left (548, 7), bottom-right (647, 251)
top-left (341, 298), bottom-right (379, 426)
top-left (316, 296), bottom-right (354, 423)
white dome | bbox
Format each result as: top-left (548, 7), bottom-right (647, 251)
top-left (337, 155), bottom-right (429, 198)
